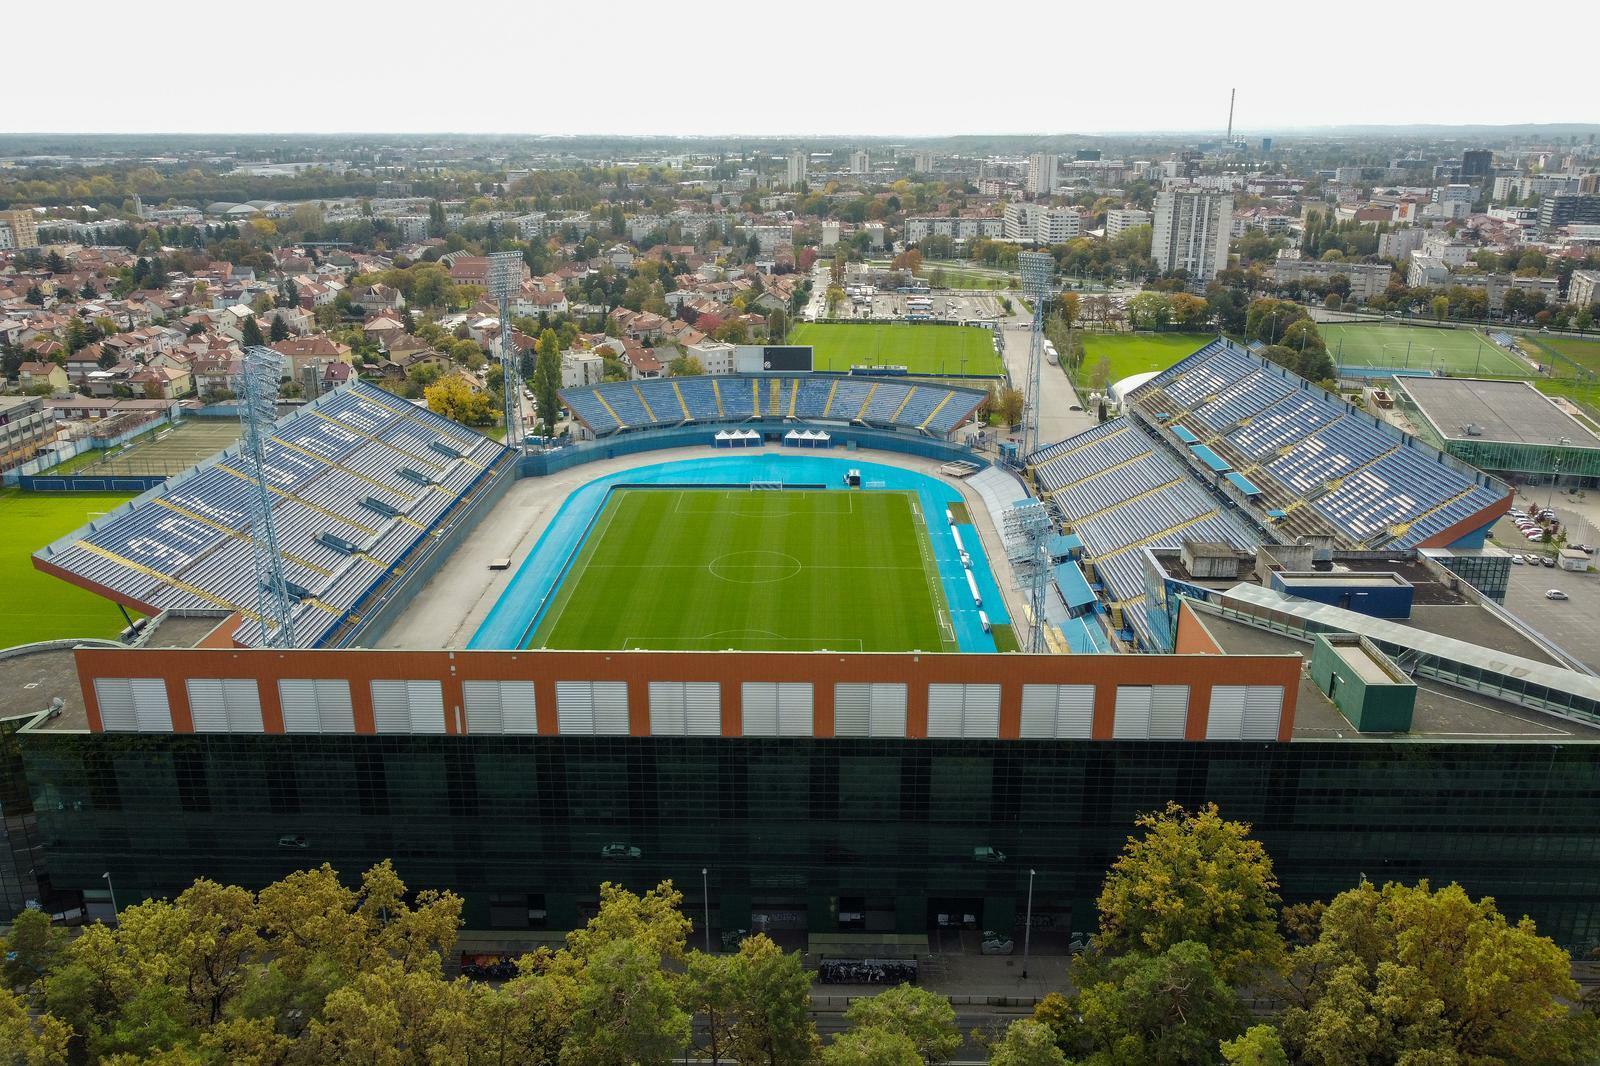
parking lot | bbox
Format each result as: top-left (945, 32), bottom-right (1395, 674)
top-left (854, 293), bottom-right (1006, 324)
top-left (1502, 548), bottom-right (1600, 673)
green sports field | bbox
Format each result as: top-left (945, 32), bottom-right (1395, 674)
top-left (1321, 323), bottom-right (1530, 377)
top-left (531, 488), bottom-right (956, 652)
top-left (1529, 335), bottom-right (1600, 378)
top-left (1076, 333), bottom-right (1213, 389)
top-left (789, 322), bottom-right (1002, 377)
top-left (0, 488), bottom-right (137, 647)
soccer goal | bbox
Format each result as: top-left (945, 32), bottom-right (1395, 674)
top-left (749, 481), bottom-right (784, 490)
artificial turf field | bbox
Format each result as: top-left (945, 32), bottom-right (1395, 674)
top-left (0, 488), bottom-right (136, 646)
top-left (788, 322), bottom-right (1002, 377)
top-left (1320, 323), bottom-right (1530, 377)
top-left (531, 488), bottom-right (957, 652)
top-left (1076, 333), bottom-right (1213, 389)
top-left (1530, 335), bottom-right (1600, 378)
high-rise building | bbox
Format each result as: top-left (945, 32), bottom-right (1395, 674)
top-left (1540, 195), bottom-right (1600, 231)
top-left (1105, 208), bottom-right (1152, 240)
top-left (1026, 153), bottom-right (1058, 197)
top-left (0, 210), bottom-right (39, 249)
top-left (1151, 189), bottom-right (1233, 283)
top-left (785, 150), bottom-right (807, 188)
top-left (1569, 269), bottom-right (1600, 309)
top-left (849, 150), bottom-right (870, 175)
top-left (911, 150), bottom-right (935, 173)
top-left (1461, 149), bottom-right (1493, 181)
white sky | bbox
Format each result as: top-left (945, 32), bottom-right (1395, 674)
top-left (9, 0), bottom-right (1596, 137)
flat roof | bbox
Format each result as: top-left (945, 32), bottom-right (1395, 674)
top-left (1201, 613), bottom-right (1600, 742)
top-left (1332, 639), bottom-right (1401, 685)
top-left (1397, 377), bottom-right (1600, 449)
top-left (1279, 572), bottom-right (1410, 588)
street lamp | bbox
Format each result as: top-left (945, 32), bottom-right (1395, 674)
top-left (702, 868), bottom-right (711, 952)
top-left (1021, 868), bottom-right (1036, 979)
top-left (101, 871), bottom-right (119, 922)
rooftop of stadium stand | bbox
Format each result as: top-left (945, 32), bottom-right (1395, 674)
top-left (560, 374), bottom-right (987, 438)
top-left (1193, 611), bottom-right (1600, 742)
top-left (1393, 377), bottom-right (1600, 449)
top-left (31, 381), bottom-right (513, 650)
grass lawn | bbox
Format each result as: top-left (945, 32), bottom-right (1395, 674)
top-left (920, 264), bottom-right (1016, 291)
top-left (1076, 333), bottom-right (1213, 389)
top-left (531, 488), bottom-right (956, 652)
top-left (789, 322), bottom-right (1002, 377)
top-left (1321, 323), bottom-right (1531, 377)
top-left (0, 488), bottom-right (137, 646)
top-left (1530, 335), bottom-right (1600, 378)
top-left (1535, 380), bottom-right (1600, 427)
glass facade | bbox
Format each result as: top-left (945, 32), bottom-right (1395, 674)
top-left (20, 731), bottom-right (1600, 951)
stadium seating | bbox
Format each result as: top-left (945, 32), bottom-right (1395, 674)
top-left (35, 381), bottom-right (512, 649)
top-left (558, 375), bottom-right (988, 437)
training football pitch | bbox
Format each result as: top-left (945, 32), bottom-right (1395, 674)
top-left (0, 488), bottom-right (137, 646)
top-left (789, 322), bottom-right (1002, 377)
top-left (1321, 323), bottom-right (1530, 377)
top-left (1076, 333), bottom-right (1213, 389)
top-left (530, 488), bottom-right (957, 652)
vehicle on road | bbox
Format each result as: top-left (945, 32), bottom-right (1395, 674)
top-left (1546, 590), bottom-right (1569, 600)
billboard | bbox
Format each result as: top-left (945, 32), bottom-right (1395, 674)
top-left (734, 345), bottom-right (814, 374)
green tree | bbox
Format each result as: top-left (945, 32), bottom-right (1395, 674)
top-left (268, 314), bottom-right (290, 342)
top-left (562, 939), bottom-right (689, 1066)
top-left (726, 935), bottom-right (820, 1066)
top-left (988, 1018), bottom-right (1067, 1066)
top-left (240, 314), bottom-right (264, 347)
top-left (1277, 879), bottom-right (1600, 1066)
top-left (0, 981), bottom-right (70, 1065)
top-left (682, 950), bottom-right (738, 1066)
top-left (821, 1028), bottom-right (921, 1066)
top-left (842, 985), bottom-right (959, 1064)
top-left (1, 910), bottom-right (69, 994)
top-left (1094, 803), bottom-right (1284, 983)
top-left (1219, 1025), bottom-right (1288, 1066)
top-left (668, 354), bottom-right (705, 377)
top-left (1071, 942), bottom-right (1247, 1066)
top-left (533, 328), bottom-right (564, 436)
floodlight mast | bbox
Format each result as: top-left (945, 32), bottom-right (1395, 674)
top-left (240, 345), bottom-right (295, 647)
top-left (487, 251), bottom-right (524, 447)
top-left (1003, 501), bottom-right (1055, 654)
top-left (1018, 252), bottom-right (1055, 461)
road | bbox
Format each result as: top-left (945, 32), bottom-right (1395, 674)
top-left (1000, 302), bottom-right (1098, 450)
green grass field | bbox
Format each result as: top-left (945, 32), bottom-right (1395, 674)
top-left (0, 488), bottom-right (137, 647)
top-left (532, 488), bottom-right (956, 652)
top-left (1320, 324), bottom-right (1530, 377)
top-left (1076, 333), bottom-right (1212, 389)
top-left (789, 322), bottom-right (1002, 377)
top-left (1529, 335), bottom-right (1600, 378)
top-left (920, 264), bottom-right (1015, 291)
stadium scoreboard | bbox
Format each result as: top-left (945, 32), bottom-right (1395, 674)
top-left (734, 345), bottom-right (814, 374)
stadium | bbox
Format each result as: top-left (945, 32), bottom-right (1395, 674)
top-left (7, 337), bottom-right (1600, 959)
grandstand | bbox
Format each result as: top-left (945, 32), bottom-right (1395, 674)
top-left (561, 374), bottom-right (987, 438)
top-left (1028, 339), bottom-right (1509, 646)
top-left (33, 381), bottom-right (513, 649)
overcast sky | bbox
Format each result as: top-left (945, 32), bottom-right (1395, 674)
top-left (10, 0), bottom-right (1596, 137)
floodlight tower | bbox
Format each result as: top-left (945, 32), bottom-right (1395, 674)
top-left (1018, 251), bottom-right (1056, 461)
top-left (487, 251), bottom-right (524, 447)
top-left (239, 345), bottom-right (295, 648)
top-left (1003, 500), bottom-right (1055, 654)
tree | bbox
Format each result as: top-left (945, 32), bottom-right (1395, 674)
top-left (268, 314), bottom-right (290, 342)
top-left (1057, 291), bottom-right (1080, 331)
top-left (1094, 803), bottom-right (1284, 984)
top-left (988, 1019), bottom-right (1067, 1066)
top-left (1, 909), bottom-right (69, 994)
top-left (682, 951), bottom-right (737, 1066)
top-left (1431, 295), bottom-right (1449, 323)
top-left (766, 307), bottom-right (788, 342)
top-left (668, 355), bottom-right (705, 377)
top-left (725, 935), bottom-right (819, 1066)
top-left (562, 939), bottom-right (689, 1066)
top-left (0, 984), bottom-right (70, 1066)
top-left (1126, 291), bottom-right (1173, 330)
top-left (533, 328), bottom-right (564, 436)
top-left (821, 1028), bottom-right (921, 1066)
top-left (1277, 879), bottom-right (1600, 1066)
top-left (25, 284), bottom-right (44, 306)
top-left (425, 374), bottom-right (496, 426)
top-left (1070, 942), bottom-right (1247, 1066)
top-left (842, 984), bottom-right (959, 1064)
top-left (1219, 1025), bottom-right (1288, 1066)
top-left (996, 386), bottom-right (1025, 427)
top-left (240, 314), bottom-right (264, 348)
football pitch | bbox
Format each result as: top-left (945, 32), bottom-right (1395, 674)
top-left (1077, 333), bottom-right (1213, 389)
top-left (1321, 324), bottom-right (1530, 377)
top-left (789, 322), bottom-right (1002, 377)
top-left (0, 488), bottom-right (137, 646)
top-left (531, 488), bottom-right (957, 652)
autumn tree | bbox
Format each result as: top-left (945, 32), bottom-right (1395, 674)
top-left (1276, 879), bottom-right (1600, 1066)
top-left (425, 374), bottom-right (496, 427)
top-left (842, 984), bottom-right (960, 1064)
top-left (1094, 802), bottom-right (1284, 984)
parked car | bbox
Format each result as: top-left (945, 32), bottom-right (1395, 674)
top-left (1524, 554), bottom-right (1543, 565)
top-left (601, 842), bottom-right (641, 859)
top-left (277, 835), bottom-right (308, 849)
top-left (1546, 589), bottom-right (1569, 600)
top-left (973, 846), bottom-right (1007, 864)
top-left (981, 930), bottom-right (1015, 955)
top-left (1510, 555), bottom-right (1524, 565)
top-left (1542, 556), bottom-right (1557, 568)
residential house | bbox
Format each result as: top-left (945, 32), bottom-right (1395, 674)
top-left (270, 334), bottom-right (353, 376)
top-left (17, 361), bottom-right (69, 393)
